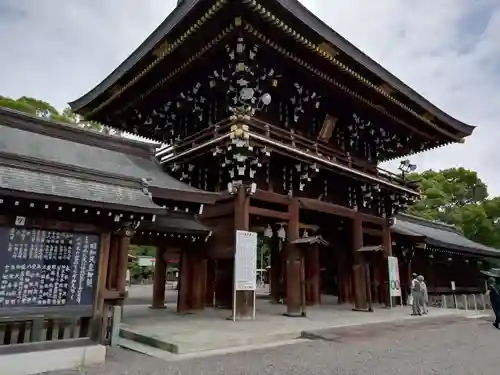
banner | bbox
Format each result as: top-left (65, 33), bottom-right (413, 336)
top-left (387, 256), bottom-right (402, 297)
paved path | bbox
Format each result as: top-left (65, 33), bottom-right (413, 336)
top-left (44, 316), bottom-right (499, 375)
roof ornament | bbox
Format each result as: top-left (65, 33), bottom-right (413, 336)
top-left (140, 177), bottom-right (153, 196)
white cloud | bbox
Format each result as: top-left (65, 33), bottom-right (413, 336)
top-left (1, 0), bottom-right (499, 194)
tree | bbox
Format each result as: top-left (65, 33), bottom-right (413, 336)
top-left (0, 95), bottom-right (121, 136)
top-left (407, 167), bottom-right (500, 249)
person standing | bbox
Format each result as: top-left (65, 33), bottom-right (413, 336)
top-left (410, 273), bottom-right (422, 316)
top-left (487, 277), bottom-right (500, 329)
top-left (418, 275), bottom-right (428, 314)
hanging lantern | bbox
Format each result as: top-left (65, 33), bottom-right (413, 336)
top-left (277, 225), bottom-right (286, 240)
top-left (264, 225), bottom-right (273, 238)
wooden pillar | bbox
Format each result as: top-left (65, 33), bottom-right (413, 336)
top-left (191, 251), bottom-right (207, 310)
top-left (234, 185), bottom-right (251, 319)
top-left (106, 235), bottom-right (119, 290)
top-left (382, 222), bottom-right (392, 307)
top-left (284, 198), bottom-right (302, 317)
top-left (177, 249), bottom-right (190, 312)
top-left (304, 244), bottom-right (320, 305)
top-left (205, 259), bottom-right (216, 307)
top-left (151, 246), bottom-right (167, 309)
top-left (270, 236), bottom-right (281, 302)
top-left (352, 216), bottom-right (367, 310)
top-left (116, 228), bottom-right (132, 294)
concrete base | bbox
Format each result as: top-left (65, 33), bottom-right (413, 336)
top-left (2, 344), bottom-right (106, 375)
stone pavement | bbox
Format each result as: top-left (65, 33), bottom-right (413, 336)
top-left (119, 295), bottom-right (488, 355)
top-left (42, 314), bottom-right (499, 375)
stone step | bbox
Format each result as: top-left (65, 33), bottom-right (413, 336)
top-left (119, 336), bottom-right (308, 361)
top-left (120, 326), bottom-right (301, 354)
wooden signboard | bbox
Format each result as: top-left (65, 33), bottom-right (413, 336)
top-left (0, 227), bottom-right (100, 308)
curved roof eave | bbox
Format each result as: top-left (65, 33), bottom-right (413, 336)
top-left (278, 0), bottom-right (475, 136)
top-left (69, 0), bottom-right (201, 112)
top-left (69, 0), bottom-right (475, 137)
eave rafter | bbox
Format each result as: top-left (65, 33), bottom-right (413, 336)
top-left (85, 0), bottom-right (460, 144)
top-left (240, 0), bottom-right (462, 142)
top-left (159, 125), bottom-right (419, 197)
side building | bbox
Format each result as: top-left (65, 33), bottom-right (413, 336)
top-left (69, 0), bottom-right (475, 316)
top-left (0, 107), bottom-right (216, 353)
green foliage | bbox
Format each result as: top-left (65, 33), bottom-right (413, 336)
top-left (128, 245), bottom-right (157, 281)
top-left (0, 95), bottom-right (120, 136)
top-left (408, 167), bottom-right (500, 249)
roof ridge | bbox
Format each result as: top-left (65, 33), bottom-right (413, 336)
top-left (0, 107), bottom-right (160, 157)
top-left (397, 212), bottom-right (461, 233)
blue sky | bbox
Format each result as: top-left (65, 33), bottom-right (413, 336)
top-left (1, 0), bottom-right (500, 194)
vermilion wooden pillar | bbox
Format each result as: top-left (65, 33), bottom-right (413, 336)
top-left (304, 244), bottom-right (320, 305)
top-left (382, 221), bottom-right (392, 307)
top-left (352, 216), bottom-right (367, 310)
top-left (234, 185), bottom-right (252, 319)
top-left (151, 246), bottom-right (167, 309)
top-left (284, 198), bottom-right (302, 317)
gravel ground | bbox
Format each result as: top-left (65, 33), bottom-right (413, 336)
top-left (44, 317), bottom-right (499, 375)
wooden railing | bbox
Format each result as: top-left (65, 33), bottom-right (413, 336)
top-left (0, 306), bottom-right (97, 354)
top-left (249, 118), bottom-right (413, 189)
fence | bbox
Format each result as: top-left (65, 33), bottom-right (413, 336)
top-left (0, 306), bottom-right (98, 355)
top-left (428, 293), bottom-right (492, 311)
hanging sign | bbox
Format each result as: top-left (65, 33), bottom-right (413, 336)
top-left (234, 230), bottom-right (258, 291)
top-left (387, 256), bottom-right (402, 297)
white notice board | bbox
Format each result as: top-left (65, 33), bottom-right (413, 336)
top-left (234, 230), bottom-right (258, 291)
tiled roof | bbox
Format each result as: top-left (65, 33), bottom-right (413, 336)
top-left (0, 108), bottom-right (216, 204)
top-left (394, 213), bottom-right (500, 258)
top-left (0, 164), bottom-right (162, 213)
top-left (138, 212), bottom-right (210, 235)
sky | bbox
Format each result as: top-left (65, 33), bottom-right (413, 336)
top-left (1, 0), bottom-right (500, 194)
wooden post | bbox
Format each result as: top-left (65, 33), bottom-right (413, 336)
top-left (234, 185), bottom-right (251, 319)
top-left (284, 198), bottom-right (302, 317)
top-left (191, 251), bottom-right (207, 310)
top-left (116, 229), bottom-right (132, 294)
top-left (106, 235), bottom-right (119, 290)
top-left (151, 246), bottom-right (167, 309)
top-left (382, 221), bottom-right (392, 307)
top-left (270, 236), bottom-right (281, 302)
top-left (177, 249), bottom-right (190, 312)
top-left (205, 259), bottom-right (216, 307)
top-left (305, 244), bottom-right (320, 305)
top-left (92, 232), bottom-right (111, 342)
top-left (352, 216), bottom-right (367, 310)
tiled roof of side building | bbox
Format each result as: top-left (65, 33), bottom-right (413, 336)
top-left (0, 164), bottom-right (163, 213)
top-left (0, 108), bottom-right (217, 204)
top-left (394, 213), bottom-right (500, 258)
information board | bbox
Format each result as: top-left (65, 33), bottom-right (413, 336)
top-left (388, 256), bottom-right (402, 297)
top-left (0, 227), bottom-right (100, 308)
top-left (234, 230), bottom-right (257, 291)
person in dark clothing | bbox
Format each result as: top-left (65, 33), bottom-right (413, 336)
top-left (487, 277), bottom-right (500, 329)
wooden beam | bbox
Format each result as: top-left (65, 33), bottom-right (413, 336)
top-left (201, 201), bottom-right (234, 219)
top-left (297, 197), bottom-right (355, 219)
top-left (359, 213), bottom-right (384, 225)
top-left (253, 189), bottom-right (290, 206)
top-left (249, 206), bottom-right (289, 220)
top-left (363, 227), bottom-right (382, 237)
